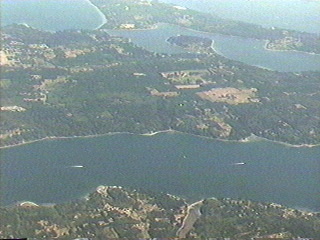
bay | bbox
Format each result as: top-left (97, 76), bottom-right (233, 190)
top-left (1, 133), bottom-right (320, 211)
top-left (1, 0), bottom-right (106, 31)
top-left (159, 0), bottom-right (320, 34)
top-left (3, 0), bottom-right (319, 34)
top-left (107, 24), bottom-right (320, 72)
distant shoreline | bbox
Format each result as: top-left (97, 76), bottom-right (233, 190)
top-left (1, 129), bottom-right (319, 150)
top-left (85, 0), bottom-right (107, 30)
top-left (105, 24), bottom-right (159, 32)
top-left (264, 40), bottom-right (320, 56)
top-left (174, 24), bottom-right (320, 57)
top-left (0, 130), bottom-right (174, 150)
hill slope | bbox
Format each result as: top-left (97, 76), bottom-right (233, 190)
top-left (1, 25), bottom-right (320, 147)
top-left (1, 186), bottom-right (319, 239)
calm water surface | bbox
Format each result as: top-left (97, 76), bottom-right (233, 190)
top-left (3, 0), bottom-right (319, 33)
top-left (1, 0), bottom-right (105, 31)
top-left (160, 0), bottom-right (320, 33)
top-left (107, 24), bottom-right (320, 72)
top-left (1, 133), bottom-right (320, 211)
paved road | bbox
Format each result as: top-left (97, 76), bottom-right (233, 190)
top-left (176, 200), bottom-right (204, 238)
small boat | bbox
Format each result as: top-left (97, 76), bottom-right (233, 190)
top-left (70, 165), bottom-right (84, 168)
top-left (232, 162), bottom-right (246, 165)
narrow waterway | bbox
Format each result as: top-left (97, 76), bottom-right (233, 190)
top-left (1, 133), bottom-right (319, 211)
top-left (107, 23), bottom-right (320, 72)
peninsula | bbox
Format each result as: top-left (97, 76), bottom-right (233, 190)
top-left (1, 186), bottom-right (319, 239)
top-left (92, 0), bottom-right (320, 54)
top-left (1, 0), bottom-right (320, 148)
top-left (1, 20), bottom-right (320, 148)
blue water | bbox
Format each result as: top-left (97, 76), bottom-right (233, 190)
top-left (107, 24), bottom-right (320, 72)
top-left (160, 0), bottom-right (320, 34)
top-left (1, 0), bottom-right (105, 31)
top-left (2, 0), bottom-right (319, 33)
top-left (1, 133), bottom-right (320, 211)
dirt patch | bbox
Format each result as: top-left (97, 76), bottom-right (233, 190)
top-left (0, 51), bottom-right (11, 66)
top-left (197, 87), bottom-right (259, 105)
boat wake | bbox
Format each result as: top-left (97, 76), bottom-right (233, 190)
top-left (69, 165), bottom-right (84, 168)
top-left (230, 162), bottom-right (246, 166)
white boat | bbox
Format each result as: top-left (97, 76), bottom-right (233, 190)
top-left (232, 162), bottom-right (246, 165)
top-left (70, 165), bottom-right (84, 168)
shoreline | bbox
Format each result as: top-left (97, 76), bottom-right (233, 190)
top-left (166, 23), bottom-right (320, 57)
top-left (3, 0), bottom-right (107, 33)
top-left (0, 129), bottom-right (174, 150)
top-left (108, 22), bottom-right (320, 59)
top-left (170, 22), bottom-right (320, 57)
top-left (1, 129), bottom-right (319, 150)
top-left (264, 40), bottom-right (320, 56)
top-left (105, 24), bottom-right (159, 32)
top-left (4, 187), bottom-right (319, 214)
top-left (85, 0), bottom-right (107, 30)
top-left (165, 34), bottom-right (222, 56)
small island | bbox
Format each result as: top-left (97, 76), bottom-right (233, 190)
top-left (167, 35), bottom-right (214, 53)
